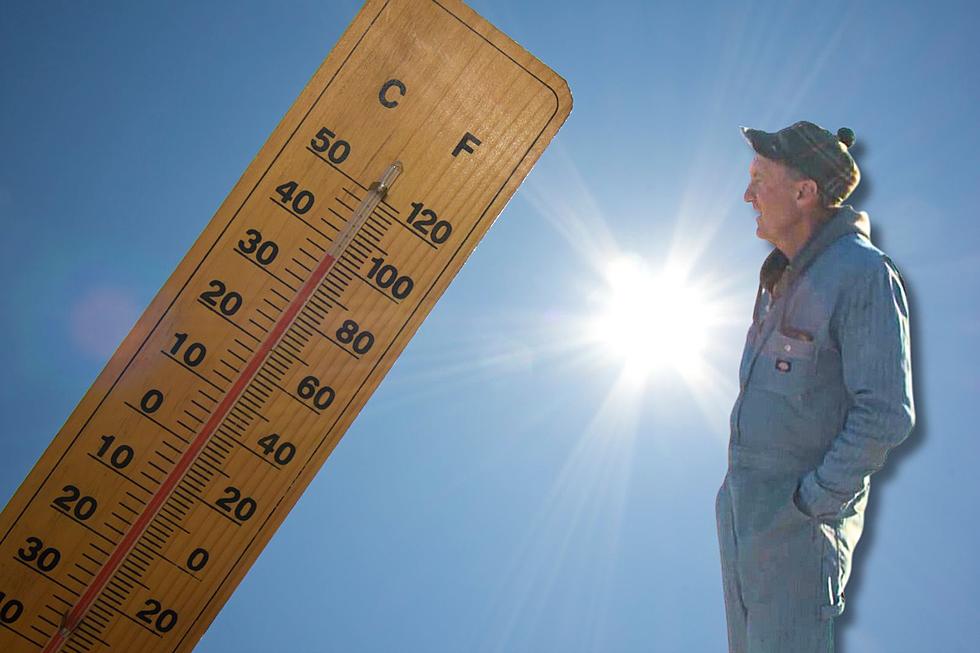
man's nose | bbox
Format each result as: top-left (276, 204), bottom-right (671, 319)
top-left (743, 185), bottom-right (753, 203)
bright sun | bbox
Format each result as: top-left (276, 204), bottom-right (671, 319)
top-left (588, 255), bottom-right (718, 382)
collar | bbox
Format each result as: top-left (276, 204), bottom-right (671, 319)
top-left (759, 205), bottom-right (871, 296)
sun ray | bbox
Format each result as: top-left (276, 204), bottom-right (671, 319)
top-left (472, 367), bottom-right (643, 651)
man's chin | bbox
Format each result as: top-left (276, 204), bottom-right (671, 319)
top-left (755, 225), bottom-right (777, 248)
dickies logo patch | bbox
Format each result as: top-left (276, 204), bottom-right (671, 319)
top-left (775, 359), bottom-right (792, 373)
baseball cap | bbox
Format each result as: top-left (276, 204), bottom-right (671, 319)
top-left (741, 121), bottom-right (860, 205)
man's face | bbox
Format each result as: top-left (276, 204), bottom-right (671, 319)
top-left (743, 155), bottom-right (803, 247)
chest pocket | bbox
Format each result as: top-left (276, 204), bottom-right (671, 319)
top-left (752, 331), bottom-right (817, 396)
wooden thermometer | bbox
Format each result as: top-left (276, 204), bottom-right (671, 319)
top-left (0, 1), bottom-right (571, 650)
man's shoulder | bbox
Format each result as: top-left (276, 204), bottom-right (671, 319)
top-left (821, 233), bottom-right (902, 279)
top-left (802, 235), bottom-right (908, 308)
top-left (811, 235), bottom-right (910, 319)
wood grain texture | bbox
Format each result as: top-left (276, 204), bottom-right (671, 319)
top-left (0, 1), bottom-right (570, 651)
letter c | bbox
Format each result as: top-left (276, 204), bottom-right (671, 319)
top-left (379, 79), bottom-right (406, 108)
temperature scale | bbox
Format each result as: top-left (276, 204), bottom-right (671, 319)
top-left (0, 1), bottom-right (571, 650)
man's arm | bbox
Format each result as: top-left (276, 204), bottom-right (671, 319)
top-left (796, 256), bottom-right (915, 520)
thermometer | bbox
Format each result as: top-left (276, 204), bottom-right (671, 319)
top-left (0, 1), bottom-right (571, 651)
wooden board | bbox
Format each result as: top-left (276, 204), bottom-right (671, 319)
top-left (0, 1), bottom-right (571, 650)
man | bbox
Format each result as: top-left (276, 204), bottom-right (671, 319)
top-left (715, 121), bottom-right (915, 652)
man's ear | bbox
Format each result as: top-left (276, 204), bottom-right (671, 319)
top-left (796, 178), bottom-right (820, 206)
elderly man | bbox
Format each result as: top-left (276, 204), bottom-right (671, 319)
top-left (715, 121), bottom-right (915, 652)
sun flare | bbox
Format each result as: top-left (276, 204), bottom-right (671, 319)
top-left (588, 255), bottom-right (719, 382)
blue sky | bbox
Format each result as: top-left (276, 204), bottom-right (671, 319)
top-left (1, 1), bottom-right (978, 651)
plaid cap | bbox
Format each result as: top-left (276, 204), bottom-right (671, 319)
top-left (741, 121), bottom-right (860, 205)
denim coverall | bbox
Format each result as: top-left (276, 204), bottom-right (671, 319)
top-left (716, 206), bottom-right (915, 652)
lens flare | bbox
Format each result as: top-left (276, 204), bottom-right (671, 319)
top-left (588, 255), bottom-right (718, 383)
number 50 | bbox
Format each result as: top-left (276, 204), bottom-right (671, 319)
top-left (310, 127), bottom-right (351, 164)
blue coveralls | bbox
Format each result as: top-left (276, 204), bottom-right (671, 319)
top-left (716, 206), bottom-right (915, 652)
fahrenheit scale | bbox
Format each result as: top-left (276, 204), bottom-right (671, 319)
top-left (0, 1), bottom-right (571, 651)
